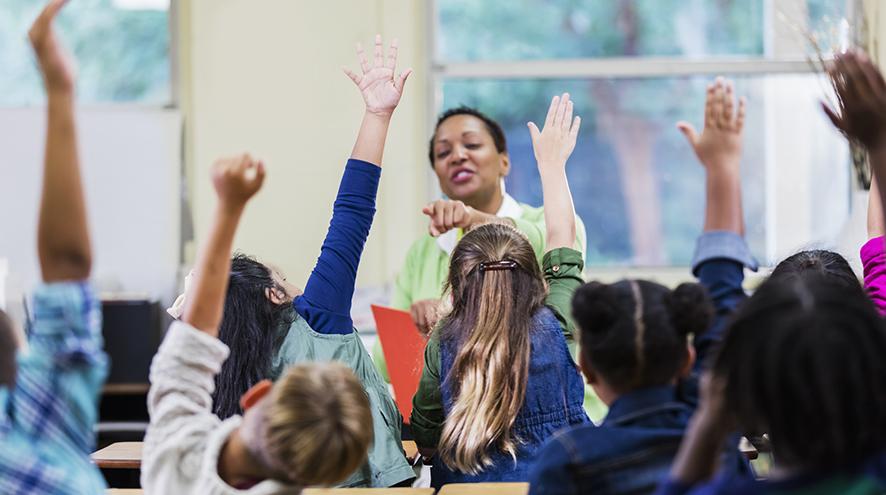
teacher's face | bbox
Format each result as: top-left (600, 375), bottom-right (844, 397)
top-left (431, 114), bottom-right (509, 206)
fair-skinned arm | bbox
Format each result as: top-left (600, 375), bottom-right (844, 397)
top-left (677, 77), bottom-right (746, 235)
top-left (30, 0), bottom-right (92, 282)
top-left (295, 35), bottom-right (410, 335)
top-left (528, 93), bottom-right (581, 251)
top-left (182, 156), bottom-right (265, 335)
top-left (344, 35), bottom-right (412, 165)
top-left (869, 176), bottom-right (885, 238)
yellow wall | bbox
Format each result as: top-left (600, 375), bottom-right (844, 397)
top-left (180, 0), bottom-right (430, 288)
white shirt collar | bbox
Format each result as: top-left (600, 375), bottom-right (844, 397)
top-left (436, 193), bottom-right (523, 255)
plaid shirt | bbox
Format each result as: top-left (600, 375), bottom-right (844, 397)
top-left (0, 282), bottom-right (108, 495)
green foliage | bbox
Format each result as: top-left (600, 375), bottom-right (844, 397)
top-left (0, 0), bottom-right (169, 105)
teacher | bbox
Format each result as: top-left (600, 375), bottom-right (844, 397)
top-left (374, 106), bottom-right (586, 377)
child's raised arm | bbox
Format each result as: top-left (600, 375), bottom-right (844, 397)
top-left (527, 93), bottom-right (581, 251)
top-left (677, 77), bottom-right (754, 372)
top-left (295, 36), bottom-right (410, 334)
top-left (677, 77), bottom-right (746, 236)
top-left (182, 155), bottom-right (265, 335)
top-left (30, 0), bottom-right (91, 282)
top-left (823, 51), bottom-right (886, 315)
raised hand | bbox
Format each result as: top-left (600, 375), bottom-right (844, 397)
top-left (527, 93), bottom-right (581, 173)
top-left (823, 50), bottom-right (886, 151)
top-left (344, 35), bottom-right (412, 117)
top-left (422, 199), bottom-right (477, 237)
top-left (677, 77), bottom-right (746, 171)
top-left (211, 154), bottom-right (266, 208)
top-left (29, 0), bottom-right (75, 94)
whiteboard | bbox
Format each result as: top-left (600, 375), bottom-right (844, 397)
top-left (0, 107), bottom-right (182, 310)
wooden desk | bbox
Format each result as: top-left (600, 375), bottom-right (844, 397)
top-left (304, 490), bottom-right (433, 494)
top-left (92, 440), bottom-right (418, 470)
top-left (438, 482), bottom-right (529, 495)
top-left (92, 442), bottom-right (143, 469)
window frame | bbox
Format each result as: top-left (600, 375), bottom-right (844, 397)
top-left (427, 0), bottom-right (859, 269)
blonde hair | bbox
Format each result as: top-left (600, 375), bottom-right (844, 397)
top-left (265, 362), bottom-right (373, 485)
top-left (438, 223), bottom-right (547, 474)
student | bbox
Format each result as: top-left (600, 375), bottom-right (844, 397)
top-left (142, 154), bottom-right (375, 494)
top-left (0, 1), bottom-right (108, 493)
top-left (169, 36), bottom-right (415, 488)
top-left (411, 94), bottom-right (589, 488)
top-left (528, 78), bottom-right (753, 495)
top-left (655, 49), bottom-right (886, 495)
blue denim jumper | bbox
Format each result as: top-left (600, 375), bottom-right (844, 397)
top-left (433, 306), bottom-right (589, 488)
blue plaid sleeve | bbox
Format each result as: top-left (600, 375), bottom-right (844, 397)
top-left (14, 281), bottom-right (107, 453)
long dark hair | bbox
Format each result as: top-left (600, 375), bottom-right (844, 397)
top-left (437, 223), bottom-right (546, 474)
top-left (572, 280), bottom-right (712, 392)
top-left (713, 274), bottom-right (886, 470)
top-left (213, 253), bottom-right (290, 419)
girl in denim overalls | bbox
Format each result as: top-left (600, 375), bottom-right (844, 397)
top-left (411, 93), bottom-right (589, 488)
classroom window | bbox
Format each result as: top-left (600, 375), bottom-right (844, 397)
top-left (0, 0), bottom-right (171, 106)
top-left (432, 0), bottom-right (854, 267)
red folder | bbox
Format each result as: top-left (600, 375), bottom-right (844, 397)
top-left (371, 304), bottom-right (427, 422)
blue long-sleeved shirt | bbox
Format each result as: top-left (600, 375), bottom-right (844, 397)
top-left (293, 159), bottom-right (380, 334)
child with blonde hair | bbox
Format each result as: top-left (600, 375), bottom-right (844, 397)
top-left (411, 93), bottom-right (589, 487)
top-left (142, 153), bottom-right (374, 493)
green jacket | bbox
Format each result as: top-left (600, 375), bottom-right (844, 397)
top-left (270, 308), bottom-right (415, 488)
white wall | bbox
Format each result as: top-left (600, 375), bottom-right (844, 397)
top-left (0, 107), bottom-right (182, 308)
top-left (181, 0), bottom-right (430, 291)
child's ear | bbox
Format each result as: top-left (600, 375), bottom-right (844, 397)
top-left (240, 379), bottom-right (273, 411)
top-left (265, 287), bottom-right (286, 305)
top-left (679, 344), bottom-right (697, 379)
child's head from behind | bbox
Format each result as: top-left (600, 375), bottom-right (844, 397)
top-left (213, 254), bottom-right (301, 419)
top-left (714, 275), bottom-right (886, 470)
top-left (239, 362), bottom-right (373, 486)
top-left (770, 250), bottom-right (859, 289)
top-left (572, 280), bottom-right (713, 403)
top-left (0, 310), bottom-right (16, 388)
top-left (438, 223), bottom-right (546, 474)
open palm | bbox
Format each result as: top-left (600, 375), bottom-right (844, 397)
top-left (345, 35), bottom-right (411, 116)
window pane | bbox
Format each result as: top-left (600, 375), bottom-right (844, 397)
top-left (0, 0), bottom-right (170, 106)
top-left (436, 0), bottom-right (847, 62)
top-left (440, 75), bottom-right (850, 266)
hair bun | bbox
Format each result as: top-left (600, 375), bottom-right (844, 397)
top-left (572, 282), bottom-right (621, 333)
top-left (665, 282), bottom-right (713, 337)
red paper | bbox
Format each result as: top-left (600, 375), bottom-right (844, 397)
top-left (371, 304), bottom-right (427, 423)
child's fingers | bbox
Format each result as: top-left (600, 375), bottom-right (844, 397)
top-left (676, 121), bottom-right (698, 147)
top-left (569, 116), bottom-right (581, 141)
top-left (722, 81), bottom-right (735, 126)
top-left (704, 84), bottom-right (716, 129)
top-left (527, 122), bottom-right (541, 144)
top-left (343, 67), bottom-right (362, 86)
top-left (394, 68), bottom-right (412, 93)
top-left (562, 99), bottom-right (574, 131)
top-left (373, 34), bottom-right (384, 67)
top-left (734, 97), bottom-right (747, 133)
top-left (422, 203), bottom-right (435, 217)
top-left (554, 93), bottom-right (570, 128)
top-left (711, 78), bottom-right (725, 128)
top-left (386, 38), bottom-right (399, 70)
top-left (544, 95), bottom-right (560, 129)
top-left (356, 42), bottom-right (370, 74)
